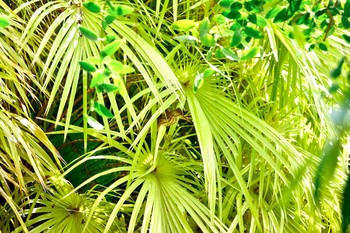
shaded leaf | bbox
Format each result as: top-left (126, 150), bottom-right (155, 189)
top-left (342, 173), bottom-right (350, 233)
top-left (343, 34), bottom-right (350, 44)
top-left (222, 9), bottom-right (241, 20)
top-left (274, 9), bottom-right (287, 23)
top-left (79, 61), bottom-right (96, 73)
top-left (248, 14), bottom-right (257, 24)
top-left (79, 26), bottom-right (99, 41)
top-left (342, 16), bottom-right (350, 29)
top-left (230, 2), bottom-right (243, 10)
top-left (244, 26), bottom-right (263, 38)
top-left (314, 139), bottom-right (341, 203)
top-left (219, 0), bottom-right (233, 8)
top-left (318, 43), bottom-right (328, 51)
top-left (83, 2), bottom-right (101, 13)
top-left (105, 34), bottom-right (116, 43)
top-left (266, 7), bottom-right (282, 19)
top-left (330, 57), bottom-right (345, 78)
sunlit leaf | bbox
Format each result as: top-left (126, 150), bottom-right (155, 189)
top-left (100, 40), bottom-right (121, 58)
top-left (266, 7), bottom-right (283, 19)
top-left (79, 26), bottom-right (99, 41)
top-left (256, 15), bottom-right (267, 27)
top-left (108, 5), bottom-right (134, 16)
top-left (108, 60), bottom-right (135, 74)
top-left (0, 16), bottom-right (10, 28)
top-left (87, 116), bottom-right (104, 130)
top-left (96, 83), bottom-right (119, 93)
top-left (93, 101), bottom-right (114, 118)
top-left (241, 46), bottom-right (259, 60)
top-left (173, 35), bottom-right (198, 42)
top-left (171, 19), bottom-right (196, 31)
top-left (79, 61), bottom-right (96, 73)
top-left (274, 9), bottom-right (287, 23)
top-left (90, 73), bottom-right (106, 88)
top-left (193, 72), bottom-right (204, 94)
top-left (221, 48), bottom-right (239, 61)
top-left (105, 34), bottom-right (116, 43)
top-left (199, 18), bottom-right (209, 38)
top-left (201, 34), bottom-right (215, 47)
top-left (203, 68), bottom-right (215, 78)
top-left (83, 2), bottom-right (101, 13)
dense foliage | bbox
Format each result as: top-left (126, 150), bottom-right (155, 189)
top-left (1, 0), bottom-right (350, 232)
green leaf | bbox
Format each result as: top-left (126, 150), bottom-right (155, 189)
top-left (219, 0), bottom-right (233, 8)
top-left (314, 139), bottom-right (341, 203)
top-left (171, 19), bottom-right (196, 31)
top-left (203, 68), bottom-right (215, 78)
top-left (273, 9), bottom-right (287, 23)
top-left (342, 16), bottom-right (350, 29)
top-left (244, 26), bottom-right (263, 39)
top-left (221, 48), bottom-right (239, 61)
top-left (96, 83), bottom-right (119, 93)
top-left (79, 26), bottom-right (99, 41)
top-left (103, 15), bottom-right (116, 29)
top-left (248, 14), bottom-right (257, 24)
top-left (342, 174), bottom-right (350, 233)
top-left (230, 29), bottom-right (241, 47)
top-left (318, 43), bottom-right (328, 51)
top-left (256, 15), bottom-right (267, 27)
top-left (222, 9), bottom-right (241, 20)
top-left (173, 35), bottom-right (198, 42)
top-left (199, 18), bottom-right (210, 38)
top-left (79, 61), bottom-right (96, 72)
top-left (108, 5), bottom-right (134, 16)
top-left (87, 116), bottom-right (104, 130)
top-left (83, 2), bottom-right (101, 13)
top-left (93, 101), bottom-right (114, 118)
top-left (90, 73), bottom-right (106, 88)
top-left (344, 0), bottom-right (350, 17)
top-left (330, 57), bottom-right (345, 78)
top-left (289, 0), bottom-right (302, 14)
top-left (215, 14), bottom-right (227, 24)
top-left (342, 34), bottom-right (350, 44)
top-left (100, 40), bottom-right (121, 58)
top-left (241, 47), bottom-right (259, 60)
top-left (0, 17), bottom-right (10, 28)
top-left (201, 34), bottom-right (216, 47)
top-left (266, 7), bottom-right (282, 19)
top-left (105, 34), bottom-right (116, 43)
top-left (108, 60), bottom-right (135, 74)
top-left (230, 2), bottom-right (243, 10)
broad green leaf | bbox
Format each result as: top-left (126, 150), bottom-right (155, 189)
top-left (171, 19), bottom-right (196, 31)
top-left (87, 116), bottom-right (104, 130)
top-left (330, 57), bottom-right (344, 78)
top-left (241, 47), bottom-right (259, 60)
top-left (108, 60), bottom-right (135, 74)
top-left (342, 34), bottom-right (350, 44)
top-left (244, 26), bottom-right (263, 38)
top-left (79, 61), bottom-right (96, 72)
top-left (79, 26), bottom-right (99, 41)
top-left (215, 14), bottom-right (227, 24)
top-left (230, 29), bottom-right (241, 47)
top-left (0, 16), bottom-right (10, 28)
top-left (203, 68), bottom-right (215, 78)
top-left (100, 40), bottom-right (121, 58)
top-left (105, 15), bottom-right (116, 24)
top-left (199, 18), bottom-right (209, 38)
top-left (289, 0), bottom-right (302, 14)
top-left (342, 174), bottom-right (350, 233)
top-left (87, 57), bottom-right (101, 65)
top-left (342, 16), bottom-right (350, 29)
top-left (266, 6), bottom-right (283, 19)
top-left (90, 73), bottom-right (106, 88)
top-left (248, 14), bottom-right (257, 24)
top-left (230, 2), bottom-right (243, 10)
top-left (96, 83), bottom-right (119, 93)
top-left (83, 2), bottom-right (101, 13)
top-left (256, 15), bottom-right (267, 27)
top-left (93, 101), bottom-right (114, 118)
top-left (318, 43), bottom-right (328, 51)
top-left (105, 34), bottom-right (116, 43)
top-left (273, 9), bottom-right (287, 23)
top-left (201, 34), bottom-right (215, 47)
top-left (219, 0), bottom-right (233, 8)
top-left (173, 35), bottom-right (198, 42)
top-left (222, 9), bottom-right (241, 20)
top-left (345, 0), bottom-right (350, 17)
top-left (108, 5), bottom-right (134, 16)
top-left (314, 139), bottom-right (341, 203)
top-left (221, 48), bottom-right (239, 61)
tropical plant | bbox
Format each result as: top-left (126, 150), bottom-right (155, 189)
top-left (1, 0), bottom-right (350, 232)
